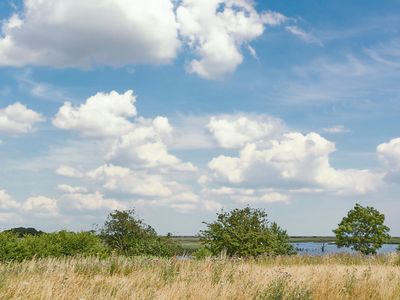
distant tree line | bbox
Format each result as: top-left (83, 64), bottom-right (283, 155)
top-left (0, 203), bottom-right (395, 261)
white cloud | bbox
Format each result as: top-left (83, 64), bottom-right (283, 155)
top-left (209, 155), bottom-right (244, 183)
top-left (0, 189), bottom-right (59, 217)
top-left (107, 116), bottom-right (196, 171)
top-left (53, 90), bottom-right (195, 171)
top-left (176, 1), bottom-right (284, 79)
top-left (323, 125), bottom-right (349, 134)
top-left (22, 196), bottom-right (58, 216)
top-left (208, 131), bottom-right (383, 195)
top-left (64, 191), bottom-right (128, 211)
top-left (202, 186), bottom-right (289, 205)
top-left (53, 90), bottom-right (137, 137)
top-left (87, 164), bottom-right (174, 197)
top-left (0, 102), bottom-right (44, 134)
top-left (57, 184), bottom-right (87, 194)
top-left (0, 0), bottom-right (303, 79)
top-left (0, 189), bottom-right (20, 209)
top-left (0, 0), bottom-right (180, 67)
top-left (207, 114), bottom-right (284, 148)
top-left (377, 137), bottom-right (400, 172)
top-left (260, 192), bottom-right (289, 203)
top-left (285, 25), bottom-right (322, 46)
top-left (56, 165), bottom-right (83, 178)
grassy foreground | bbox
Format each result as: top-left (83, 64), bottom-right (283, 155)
top-left (1, 254), bottom-right (400, 299)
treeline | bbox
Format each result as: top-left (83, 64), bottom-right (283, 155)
top-left (0, 204), bottom-right (397, 262)
top-left (0, 210), bottom-right (181, 262)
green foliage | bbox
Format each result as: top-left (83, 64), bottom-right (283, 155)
top-left (0, 230), bottom-right (107, 262)
top-left (200, 207), bottom-right (294, 257)
top-left (333, 203), bottom-right (390, 255)
top-left (256, 273), bottom-right (312, 300)
top-left (100, 209), bottom-right (182, 257)
top-left (4, 227), bottom-right (44, 237)
top-left (192, 247), bottom-right (212, 260)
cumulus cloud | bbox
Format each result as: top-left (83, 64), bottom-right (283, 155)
top-left (107, 116), bottom-right (196, 171)
top-left (0, 189), bottom-right (58, 217)
top-left (0, 0), bottom-right (306, 79)
top-left (0, 0), bottom-right (180, 68)
top-left (64, 191), bottom-right (128, 211)
top-left (87, 164), bottom-right (174, 197)
top-left (377, 137), bottom-right (400, 172)
top-left (0, 102), bottom-right (44, 134)
top-left (57, 184), bottom-right (88, 194)
top-left (53, 90), bottom-right (137, 137)
top-left (176, 1), bottom-right (286, 79)
top-left (86, 164), bottom-right (217, 212)
top-left (202, 186), bottom-right (289, 205)
top-left (55, 165), bottom-right (84, 178)
top-left (53, 90), bottom-right (196, 171)
top-left (208, 129), bottom-right (383, 195)
top-left (21, 196), bottom-right (58, 216)
top-left (207, 114), bottom-right (284, 148)
top-left (0, 189), bottom-right (20, 209)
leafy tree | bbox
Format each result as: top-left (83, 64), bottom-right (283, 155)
top-left (100, 209), bottom-right (181, 257)
top-left (4, 227), bottom-right (44, 237)
top-left (200, 207), bottom-right (294, 257)
top-left (333, 203), bottom-right (390, 255)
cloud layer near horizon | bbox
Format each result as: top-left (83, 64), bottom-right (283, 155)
top-left (1, 90), bottom-right (399, 224)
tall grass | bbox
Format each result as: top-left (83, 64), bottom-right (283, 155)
top-left (0, 254), bottom-right (399, 299)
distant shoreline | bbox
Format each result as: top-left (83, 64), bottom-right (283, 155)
top-left (172, 236), bottom-right (400, 252)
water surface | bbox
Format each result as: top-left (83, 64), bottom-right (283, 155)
top-left (293, 242), bottom-right (398, 255)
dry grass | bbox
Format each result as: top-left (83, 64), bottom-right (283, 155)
top-left (1, 254), bottom-right (400, 299)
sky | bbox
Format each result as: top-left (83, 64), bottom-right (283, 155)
top-left (0, 0), bottom-right (399, 236)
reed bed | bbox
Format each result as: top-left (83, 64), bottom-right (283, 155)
top-left (0, 254), bottom-right (399, 299)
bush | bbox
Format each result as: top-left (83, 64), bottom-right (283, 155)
top-left (4, 227), bottom-right (44, 237)
top-left (100, 209), bottom-right (182, 257)
top-left (192, 247), bottom-right (212, 260)
top-left (200, 207), bottom-right (294, 257)
top-left (0, 230), bottom-right (107, 262)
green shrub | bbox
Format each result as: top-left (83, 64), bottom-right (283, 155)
top-left (0, 230), bottom-right (107, 262)
top-left (256, 274), bottom-right (312, 300)
top-left (200, 207), bottom-right (295, 257)
top-left (100, 209), bottom-right (182, 257)
top-left (192, 247), bottom-right (212, 260)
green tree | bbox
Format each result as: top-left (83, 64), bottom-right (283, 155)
top-left (333, 203), bottom-right (390, 255)
top-left (4, 227), bottom-right (44, 237)
top-left (200, 207), bottom-right (294, 257)
top-left (99, 209), bottom-right (181, 257)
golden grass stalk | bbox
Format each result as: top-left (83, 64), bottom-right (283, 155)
top-left (0, 254), bottom-right (399, 299)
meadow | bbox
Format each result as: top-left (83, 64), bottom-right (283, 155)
top-left (1, 254), bottom-right (400, 300)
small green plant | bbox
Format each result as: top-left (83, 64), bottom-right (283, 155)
top-left (160, 261), bottom-right (180, 284)
top-left (192, 247), bottom-right (212, 260)
top-left (256, 273), bottom-right (312, 300)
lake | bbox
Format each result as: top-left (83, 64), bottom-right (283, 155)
top-left (293, 242), bottom-right (399, 255)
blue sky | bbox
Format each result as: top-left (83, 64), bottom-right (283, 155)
top-left (0, 0), bottom-right (399, 235)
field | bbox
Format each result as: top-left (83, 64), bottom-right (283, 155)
top-left (173, 236), bottom-right (400, 253)
top-left (1, 254), bottom-right (400, 299)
